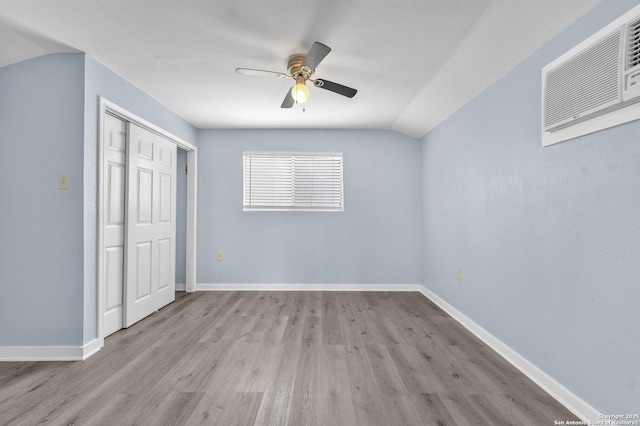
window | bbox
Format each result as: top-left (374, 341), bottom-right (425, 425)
top-left (243, 152), bottom-right (344, 211)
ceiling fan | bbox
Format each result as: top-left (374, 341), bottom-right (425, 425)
top-left (236, 42), bottom-right (357, 108)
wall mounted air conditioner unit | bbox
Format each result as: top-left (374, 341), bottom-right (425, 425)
top-left (542, 4), bottom-right (640, 146)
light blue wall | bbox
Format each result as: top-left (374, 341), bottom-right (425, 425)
top-left (420, 0), bottom-right (640, 414)
top-left (197, 129), bottom-right (422, 285)
top-left (0, 53), bottom-right (197, 346)
top-left (0, 54), bottom-right (85, 345)
top-left (83, 55), bottom-right (197, 342)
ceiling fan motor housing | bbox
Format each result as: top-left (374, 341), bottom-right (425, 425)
top-left (288, 55), bottom-right (312, 77)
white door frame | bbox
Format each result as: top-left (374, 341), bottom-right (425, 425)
top-left (97, 97), bottom-right (198, 348)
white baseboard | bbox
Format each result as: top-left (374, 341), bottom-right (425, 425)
top-left (194, 283), bottom-right (421, 292)
top-left (81, 338), bottom-right (101, 360)
top-left (175, 282), bottom-right (186, 291)
top-left (0, 338), bottom-right (101, 362)
top-left (417, 286), bottom-right (600, 422)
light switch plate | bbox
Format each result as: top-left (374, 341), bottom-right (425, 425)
top-left (58, 174), bottom-right (68, 189)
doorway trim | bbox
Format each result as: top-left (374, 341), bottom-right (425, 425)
top-left (97, 97), bottom-right (198, 348)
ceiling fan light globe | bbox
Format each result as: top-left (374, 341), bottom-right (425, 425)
top-left (291, 82), bottom-right (309, 103)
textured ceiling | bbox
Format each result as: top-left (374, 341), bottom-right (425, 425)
top-left (0, 0), bottom-right (601, 137)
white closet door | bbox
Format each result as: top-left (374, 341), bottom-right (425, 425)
top-left (124, 123), bottom-right (177, 328)
top-left (103, 114), bottom-right (127, 337)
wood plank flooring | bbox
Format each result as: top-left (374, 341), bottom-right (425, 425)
top-left (0, 291), bottom-right (578, 425)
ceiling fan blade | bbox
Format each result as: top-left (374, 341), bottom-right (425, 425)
top-left (315, 79), bottom-right (357, 98)
top-left (302, 42), bottom-right (331, 71)
top-left (236, 68), bottom-right (288, 78)
top-left (281, 89), bottom-right (294, 108)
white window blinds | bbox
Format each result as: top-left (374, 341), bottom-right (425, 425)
top-left (243, 152), bottom-right (344, 211)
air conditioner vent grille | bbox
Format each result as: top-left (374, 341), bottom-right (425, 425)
top-left (627, 18), bottom-right (640, 69)
top-left (543, 30), bottom-right (622, 130)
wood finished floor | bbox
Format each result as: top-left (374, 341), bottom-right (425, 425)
top-left (0, 291), bottom-right (577, 425)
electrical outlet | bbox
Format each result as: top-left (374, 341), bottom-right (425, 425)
top-left (216, 251), bottom-right (224, 261)
top-left (455, 267), bottom-right (461, 281)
